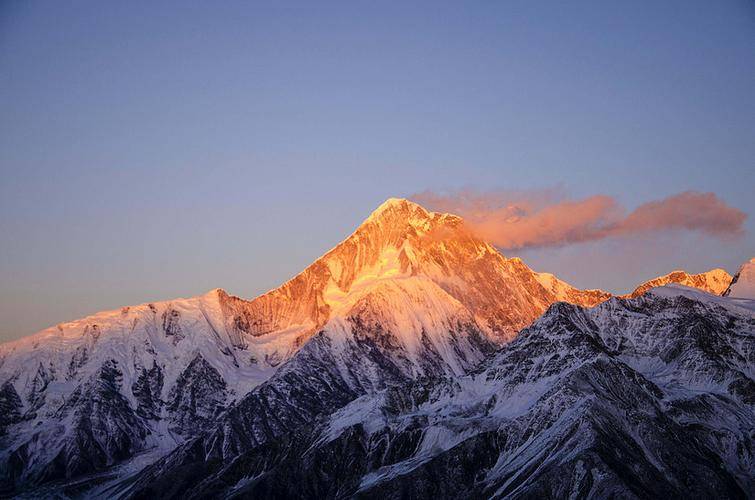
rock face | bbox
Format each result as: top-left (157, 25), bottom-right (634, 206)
top-left (0, 198), bottom-right (749, 498)
top-left (0, 382), bottom-right (22, 436)
top-left (7, 360), bottom-right (150, 488)
top-left (723, 257), bottom-right (755, 299)
top-left (117, 286), bottom-right (755, 499)
top-left (625, 268), bottom-right (732, 298)
top-left (166, 354), bottom-right (228, 436)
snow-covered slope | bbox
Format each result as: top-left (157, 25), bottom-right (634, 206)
top-left (625, 268), bottom-right (732, 298)
top-left (0, 289), bottom-right (292, 491)
top-left (119, 286), bottom-right (755, 499)
top-left (0, 289), bottom-right (291, 410)
top-left (723, 257), bottom-right (755, 299)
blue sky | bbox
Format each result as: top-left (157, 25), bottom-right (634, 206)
top-left (1, 0), bottom-right (754, 341)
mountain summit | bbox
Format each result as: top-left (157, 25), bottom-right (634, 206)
top-left (723, 257), bottom-right (755, 299)
top-left (223, 197), bottom-right (611, 345)
top-left (625, 268), bottom-right (732, 298)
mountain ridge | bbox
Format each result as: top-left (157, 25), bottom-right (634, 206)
top-left (624, 268), bottom-right (732, 298)
top-left (117, 285), bottom-right (755, 499)
top-left (4, 198), bottom-right (740, 351)
top-left (0, 198), bottom-right (751, 498)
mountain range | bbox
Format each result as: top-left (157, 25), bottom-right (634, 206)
top-left (0, 198), bottom-right (752, 499)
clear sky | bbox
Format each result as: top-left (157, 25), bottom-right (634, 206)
top-left (1, 0), bottom-right (754, 342)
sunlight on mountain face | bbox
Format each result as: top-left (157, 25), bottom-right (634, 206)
top-left (323, 244), bottom-right (407, 312)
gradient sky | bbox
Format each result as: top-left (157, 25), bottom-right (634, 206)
top-left (1, 0), bottom-right (754, 342)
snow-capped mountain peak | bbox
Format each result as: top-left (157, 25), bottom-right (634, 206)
top-left (229, 197), bottom-right (611, 346)
top-left (624, 267), bottom-right (732, 298)
top-left (723, 257), bottom-right (755, 299)
top-left (364, 197), bottom-right (435, 226)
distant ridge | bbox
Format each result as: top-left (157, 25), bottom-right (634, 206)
top-left (624, 268), bottom-right (732, 298)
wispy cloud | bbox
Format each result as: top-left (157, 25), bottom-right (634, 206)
top-left (412, 189), bottom-right (746, 250)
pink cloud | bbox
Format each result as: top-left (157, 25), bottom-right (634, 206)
top-left (412, 189), bottom-right (746, 250)
top-left (615, 191), bottom-right (746, 237)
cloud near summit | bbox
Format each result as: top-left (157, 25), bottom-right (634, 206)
top-left (412, 189), bottom-right (746, 250)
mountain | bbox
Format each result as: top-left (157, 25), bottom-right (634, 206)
top-left (0, 289), bottom-right (266, 494)
top-left (723, 258), bottom-right (755, 299)
top-left (232, 197), bottom-right (612, 342)
top-left (625, 268), bottom-right (732, 298)
top-left (116, 285), bottom-right (755, 499)
top-left (1, 198), bottom-right (748, 498)
top-left (0, 198), bottom-right (612, 495)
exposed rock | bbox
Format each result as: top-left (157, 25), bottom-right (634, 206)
top-left (0, 381), bottom-right (22, 435)
top-left (167, 354), bottom-right (227, 436)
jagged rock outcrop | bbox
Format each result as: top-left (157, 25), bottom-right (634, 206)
top-left (167, 354), bottom-right (228, 436)
top-left (132, 361), bottom-right (164, 420)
